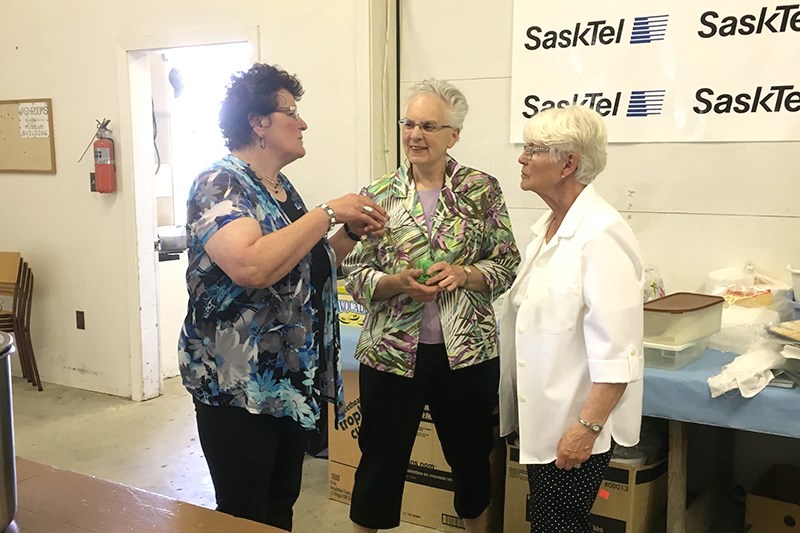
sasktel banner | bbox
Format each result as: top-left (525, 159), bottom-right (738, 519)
top-left (510, 0), bottom-right (800, 142)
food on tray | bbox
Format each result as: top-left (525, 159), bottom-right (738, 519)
top-left (768, 319), bottom-right (800, 342)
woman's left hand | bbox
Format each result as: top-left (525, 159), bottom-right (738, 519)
top-left (555, 422), bottom-right (598, 470)
top-left (347, 220), bottom-right (386, 238)
top-left (423, 261), bottom-right (469, 292)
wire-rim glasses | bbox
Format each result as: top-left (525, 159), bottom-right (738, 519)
top-left (274, 106), bottom-right (301, 121)
top-left (523, 145), bottom-right (551, 159)
top-left (398, 119), bottom-right (453, 133)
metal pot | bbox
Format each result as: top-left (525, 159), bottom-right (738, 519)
top-left (0, 332), bottom-right (16, 532)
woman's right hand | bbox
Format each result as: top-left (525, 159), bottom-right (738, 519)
top-left (327, 193), bottom-right (387, 235)
top-left (397, 269), bottom-right (440, 302)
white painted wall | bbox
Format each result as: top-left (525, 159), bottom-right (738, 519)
top-left (0, 0), bottom-right (375, 396)
top-left (399, 0), bottom-right (800, 293)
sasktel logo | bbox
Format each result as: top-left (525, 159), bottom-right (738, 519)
top-left (524, 14), bottom-right (669, 49)
top-left (698, 5), bottom-right (800, 38)
top-left (694, 85), bottom-right (800, 114)
top-left (523, 90), bottom-right (667, 118)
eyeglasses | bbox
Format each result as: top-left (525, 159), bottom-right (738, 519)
top-left (398, 119), bottom-right (453, 133)
top-left (274, 106), bottom-right (301, 121)
top-left (523, 145), bottom-right (551, 159)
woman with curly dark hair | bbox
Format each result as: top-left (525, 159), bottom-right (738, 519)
top-left (178, 63), bottom-right (386, 531)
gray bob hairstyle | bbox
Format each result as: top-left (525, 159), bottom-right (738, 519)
top-left (405, 79), bottom-right (469, 129)
top-left (522, 105), bottom-right (608, 185)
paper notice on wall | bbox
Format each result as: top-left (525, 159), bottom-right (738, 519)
top-left (18, 102), bottom-right (50, 138)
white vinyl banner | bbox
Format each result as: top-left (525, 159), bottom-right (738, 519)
top-left (510, 1), bottom-right (800, 143)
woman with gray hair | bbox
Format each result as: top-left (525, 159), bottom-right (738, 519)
top-left (498, 105), bottom-right (645, 532)
top-left (343, 79), bottom-right (520, 532)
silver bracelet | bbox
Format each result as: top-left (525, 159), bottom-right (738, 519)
top-left (317, 203), bottom-right (337, 232)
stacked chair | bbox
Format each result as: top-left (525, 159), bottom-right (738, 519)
top-left (0, 252), bottom-right (41, 391)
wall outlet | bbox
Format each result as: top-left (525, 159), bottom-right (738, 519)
top-left (76, 310), bottom-right (85, 330)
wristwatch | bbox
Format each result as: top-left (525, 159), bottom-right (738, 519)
top-left (578, 418), bottom-right (603, 433)
top-left (462, 265), bottom-right (473, 279)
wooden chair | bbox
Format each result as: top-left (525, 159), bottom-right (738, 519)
top-left (0, 258), bottom-right (41, 391)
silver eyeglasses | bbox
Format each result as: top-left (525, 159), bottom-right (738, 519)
top-left (274, 106), bottom-right (301, 121)
top-left (523, 145), bottom-right (551, 159)
top-left (398, 119), bottom-right (453, 133)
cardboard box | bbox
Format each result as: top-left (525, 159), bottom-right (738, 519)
top-left (745, 464), bottom-right (800, 532)
top-left (504, 446), bottom-right (667, 533)
top-left (328, 370), bottom-right (505, 532)
top-left (337, 281), bottom-right (366, 327)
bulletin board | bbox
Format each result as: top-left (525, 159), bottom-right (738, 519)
top-left (0, 98), bottom-right (56, 173)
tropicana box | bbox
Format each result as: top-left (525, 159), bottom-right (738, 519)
top-left (329, 370), bottom-right (507, 532)
top-left (504, 445), bottom-right (667, 533)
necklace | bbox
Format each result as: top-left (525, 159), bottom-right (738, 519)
top-left (250, 167), bottom-right (282, 194)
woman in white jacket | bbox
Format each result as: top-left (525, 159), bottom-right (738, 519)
top-left (498, 105), bottom-right (644, 533)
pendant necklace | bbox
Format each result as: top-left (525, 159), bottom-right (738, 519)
top-left (250, 166), bottom-right (281, 194)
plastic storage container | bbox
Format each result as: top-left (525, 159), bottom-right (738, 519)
top-left (644, 337), bottom-right (708, 370)
top-left (788, 290), bottom-right (800, 320)
top-left (644, 292), bottom-right (724, 345)
top-left (788, 265), bottom-right (800, 297)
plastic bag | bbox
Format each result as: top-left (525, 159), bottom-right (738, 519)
top-left (643, 265), bottom-right (665, 303)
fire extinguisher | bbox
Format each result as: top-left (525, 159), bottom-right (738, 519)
top-left (93, 119), bottom-right (116, 193)
top-left (79, 119), bottom-right (116, 193)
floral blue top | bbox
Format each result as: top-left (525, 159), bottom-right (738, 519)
top-left (178, 155), bottom-right (344, 430)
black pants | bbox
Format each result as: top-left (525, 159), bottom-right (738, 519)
top-left (350, 344), bottom-right (500, 529)
top-left (526, 448), bottom-right (613, 533)
top-left (194, 399), bottom-right (310, 531)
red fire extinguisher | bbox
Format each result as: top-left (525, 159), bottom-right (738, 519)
top-left (93, 119), bottom-right (116, 193)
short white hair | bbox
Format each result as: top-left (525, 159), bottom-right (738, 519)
top-left (522, 105), bottom-right (608, 185)
top-left (405, 79), bottom-right (469, 129)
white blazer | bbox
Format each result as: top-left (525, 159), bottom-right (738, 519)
top-left (498, 184), bottom-right (645, 465)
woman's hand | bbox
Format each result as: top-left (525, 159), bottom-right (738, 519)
top-left (327, 194), bottom-right (387, 235)
top-left (397, 269), bottom-right (441, 302)
top-left (555, 422), bottom-right (598, 470)
top-left (423, 261), bottom-right (469, 292)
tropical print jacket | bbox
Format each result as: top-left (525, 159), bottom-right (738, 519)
top-left (342, 156), bottom-right (520, 377)
top-left (178, 155), bottom-right (344, 430)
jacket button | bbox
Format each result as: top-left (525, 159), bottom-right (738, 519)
top-left (519, 395), bottom-right (527, 403)
top-left (518, 360), bottom-right (526, 367)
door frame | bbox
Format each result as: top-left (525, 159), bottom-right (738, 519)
top-left (114, 27), bottom-right (260, 401)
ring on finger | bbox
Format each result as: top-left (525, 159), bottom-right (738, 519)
top-left (362, 205), bottom-right (374, 213)
top-left (575, 463), bottom-right (582, 469)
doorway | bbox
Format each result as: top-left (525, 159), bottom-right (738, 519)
top-left (121, 30), bottom-right (257, 400)
top-left (150, 43), bottom-right (252, 379)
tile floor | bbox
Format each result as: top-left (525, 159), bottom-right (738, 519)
top-left (10, 377), bottom-right (431, 533)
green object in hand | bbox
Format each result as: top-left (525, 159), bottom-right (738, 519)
top-left (417, 259), bottom-right (434, 283)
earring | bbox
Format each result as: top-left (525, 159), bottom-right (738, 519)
top-left (259, 136), bottom-right (266, 149)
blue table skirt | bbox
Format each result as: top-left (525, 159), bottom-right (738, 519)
top-left (339, 326), bottom-right (800, 439)
top-left (340, 326), bottom-right (360, 371)
top-left (644, 349), bottom-right (800, 438)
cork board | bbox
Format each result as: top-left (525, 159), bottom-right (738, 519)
top-left (0, 98), bottom-right (56, 173)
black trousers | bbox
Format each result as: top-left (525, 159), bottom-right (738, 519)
top-left (194, 399), bottom-right (310, 531)
top-left (350, 344), bottom-right (500, 529)
top-left (526, 448), bottom-right (613, 533)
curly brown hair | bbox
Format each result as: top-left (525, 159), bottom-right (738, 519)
top-left (219, 63), bottom-right (304, 150)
